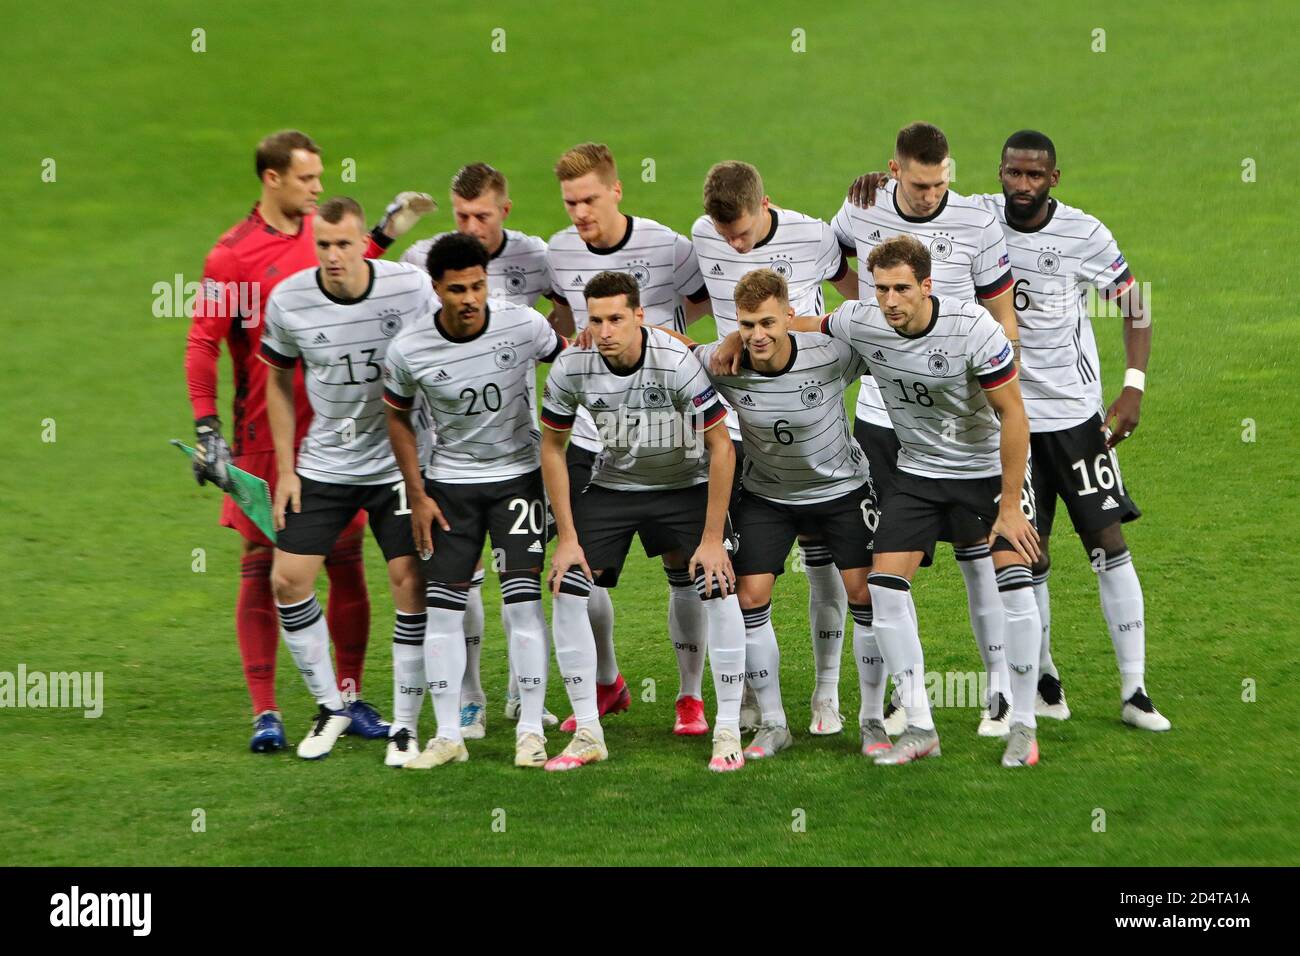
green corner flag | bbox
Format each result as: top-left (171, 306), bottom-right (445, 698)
top-left (171, 440), bottom-right (277, 543)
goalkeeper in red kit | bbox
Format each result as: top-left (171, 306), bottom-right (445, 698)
top-left (185, 129), bottom-right (434, 752)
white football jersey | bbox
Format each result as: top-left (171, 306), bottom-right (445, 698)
top-left (260, 260), bottom-right (433, 485)
top-left (541, 327), bottom-right (726, 492)
top-left (547, 215), bottom-right (708, 452)
top-left (831, 181), bottom-right (1014, 428)
top-left (383, 301), bottom-right (565, 484)
top-left (695, 333), bottom-right (869, 504)
top-left (692, 207), bottom-right (847, 439)
top-left (974, 194), bottom-right (1132, 432)
top-left (822, 295), bottom-right (1017, 479)
top-left (401, 228), bottom-right (551, 308)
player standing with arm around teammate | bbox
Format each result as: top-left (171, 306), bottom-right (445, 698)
top-left (260, 198), bottom-right (432, 763)
top-left (694, 269), bottom-right (886, 760)
top-left (383, 233), bottom-right (568, 770)
top-left (820, 237), bottom-right (1044, 768)
top-left (693, 161), bottom-right (862, 736)
top-left (541, 272), bottom-right (749, 773)
top-left (184, 130), bottom-right (434, 751)
top-left (546, 143), bottom-right (718, 737)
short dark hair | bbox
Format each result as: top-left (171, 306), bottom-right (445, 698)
top-left (866, 235), bottom-right (931, 282)
top-left (451, 162), bottom-right (508, 200)
top-left (583, 271), bottom-right (640, 309)
top-left (895, 122), bottom-right (949, 166)
top-left (1002, 129), bottom-right (1057, 167)
top-left (703, 161), bottom-right (764, 223)
top-left (426, 232), bottom-right (489, 281)
top-left (316, 196), bottom-right (365, 228)
top-left (255, 130), bottom-right (320, 180)
top-left (734, 268), bottom-right (788, 314)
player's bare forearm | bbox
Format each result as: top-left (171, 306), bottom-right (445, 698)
top-left (983, 292), bottom-right (1021, 363)
top-left (265, 366), bottom-right (298, 477)
top-left (790, 315), bottom-right (823, 333)
top-left (832, 266), bottom-right (860, 300)
top-left (986, 378), bottom-right (1030, 504)
top-left (384, 405), bottom-right (426, 499)
top-left (547, 298), bottom-right (576, 338)
top-left (541, 428), bottom-right (577, 541)
top-left (701, 424), bottom-right (735, 543)
top-left (1119, 283), bottom-right (1152, 373)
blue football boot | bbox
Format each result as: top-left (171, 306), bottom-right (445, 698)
top-left (344, 699), bottom-right (392, 739)
top-left (250, 710), bottom-right (287, 753)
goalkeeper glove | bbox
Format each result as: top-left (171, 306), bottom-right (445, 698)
top-left (193, 415), bottom-right (233, 491)
top-left (377, 191), bottom-right (437, 240)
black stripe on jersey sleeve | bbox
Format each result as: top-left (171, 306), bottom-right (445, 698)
top-left (540, 335), bottom-right (567, 364)
top-left (977, 362), bottom-right (1018, 391)
top-left (694, 402), bottom-right (728, 431)
top-left (838, 240), bottom-right (856, 259)
top-left (975, 270), bottom-right (1014, 300)
top-left (829, 250), bottom-right (849, 282)
top-left (259, 342), bottom-right (297, 369)
top-left (1100, 268), bottom-right (1135, 299)
top-left (540, 407), bottom-right (576, 431)
top-left (382, 387), bottom-right (415, 410)
top-left (686, 283), bottom-right (711, 304)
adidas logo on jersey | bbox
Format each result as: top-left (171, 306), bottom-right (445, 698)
top-left (527, 540), bottom-right (543, 554)
top-left (710, 264), bottom-right (724, 275)
top-left (738, 394), bottom-right (756, 407)
top-left (872, 349), bottom-right (885, 361)
top-left (433, 369), bottom-right (450, 382)
top-left (868, 230), bottom-right (882, 242)
top-left (571, 275), bottom-right (584, 287)
top-left (313, 332), bottom-right (329, 344)
top-left (591, 397), bottom-right (609, 409)
top-left (1101, 495), bottom-right (1120, 511)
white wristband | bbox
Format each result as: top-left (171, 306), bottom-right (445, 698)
top-left (1124, 368), bottom-right (1146, 392)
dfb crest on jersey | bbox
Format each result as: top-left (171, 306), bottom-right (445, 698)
top-left (503, 266), bottom-right (527, 294)
top-left (928, 352), bottom-right (950, 375)
top-left (1037, 249), bottom-right (1061, 275)
top-left (379, 311), bottom-right (403, 337)
top-left (800, 384), bottom-right (824, 407)
top-left (494, 346), bottom-right (518, 369)
top-left (625, 258), bottom-right (652, 289)
top-left (724, 529), bottom-right (740, 555)
top-left (930, 235), bottom-right (953, 261)
top-left (642, 384), bottom-right (668, 407)
top-left (768, 255), bottom-right (794, 279)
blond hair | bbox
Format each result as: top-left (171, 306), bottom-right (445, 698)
top-left (554, 143), bottom-right (618, 184)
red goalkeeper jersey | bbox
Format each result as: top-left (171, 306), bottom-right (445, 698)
top-left (184, 204), bottom-right (389, 456)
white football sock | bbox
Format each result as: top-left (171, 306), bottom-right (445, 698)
top-left (1033, 570), bottom-right (1056, 678)
top-left (802, 546), bottom-right (847, 705)
top-left (850, 604), bottom-right (885, 723)
top-left (1097, 551), bottom-right (1146, 700)
top-left (277, 595), bottom-right (344, 712)
top-left (701, 586), bottom-right (745, 735)
top-left (956, 547), bottom-right (1012, 707)
top-left (424, 584), bottom-right (469, 743)
top-left (391, 610), bottom-right (427, 734)
top-left (741, 602), bottom-right (785, 727)
top-left (460, 570), bottom-right (486, 706)
top-left (996, 564), bottom-right (1041, 729)
top-left (502, 586), bottom-right (518, 699)
top-left (666, 568), bottom-right (706, 700)
top-left (588, 585), bottom-right (619, 685)
top-left (552, 573), bottom-right (601, 734)
top-left (500, 573), bottom-right (548, 737)
top-left (868, 575), bottom-right (933, 731)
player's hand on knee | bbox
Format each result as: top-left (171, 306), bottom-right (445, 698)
top-left (273, 472), bottom-right (301, 532)
top-left (548, 539), bottom-right (592, 595)
top-left (847, 171), bottom-right (889, 208)
top-left (193, 416), bottom-right (233, 491)
top-left (710, 332), bottom-right (745, 376)
top-left (410, 491), bottom-right (446, 560)
top-left (990, 509), bottom-right (1040, 564)
top-left (689, 540), bottom-right (735, 597)
top-left (378, 191), bottom-right (437, 240)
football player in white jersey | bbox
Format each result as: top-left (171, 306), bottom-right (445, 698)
top-left (694, 269), bottom-right (883, 760)
top-left (847, 131), bottom-right (1168, 731)
top-left (259, 198), bottom-right (432, 763)
top-left (402, 163), bottom-right (558, 738)
top-left (542, 271), bottom-right (748, 772)
top-left (832, 123), bottom-right (1022, 738)
top-left (383, 233), bottom-right (572, 770)
top-left (694, 162), bottom-right (863, 737)
top-left (545, 143), bottom-right (718, 738)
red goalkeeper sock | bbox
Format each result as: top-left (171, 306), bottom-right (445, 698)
top-left (237, 550), bottom-right (278, 714)
top-left (326, 530), bottom-right (370, 697)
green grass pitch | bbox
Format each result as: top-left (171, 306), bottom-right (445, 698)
top-left (2, 0), bottom-right (1298, 866)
